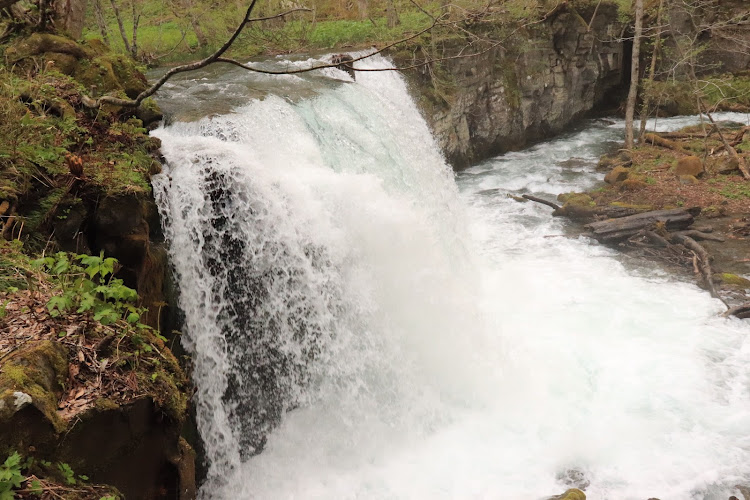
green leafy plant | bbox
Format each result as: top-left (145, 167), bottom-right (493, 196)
top-left (57, 462), bottom-right (76, 486)
top-left (0, 452), bottom-right (23, 500)
top-left (33, 252), bottom-right (144, 326)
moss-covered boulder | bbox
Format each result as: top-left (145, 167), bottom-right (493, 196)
top-left (718, 273), bottom-right (750, 288)
top-left (0, 341), bottom-right (68, 451)
top-left (675, 156), bottom-right (704, 177)
top-left (605, 166), bottom-right (630, 184)
top-left (545, 488), bottom-right (586, 500)
top-left (621, 178), bottom-right (647, 191)
top-left (5, 33), bottom-right (87, 66)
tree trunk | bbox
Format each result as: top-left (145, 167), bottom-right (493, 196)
top-left (93, 0), bottom-right (110, 44)
top-left (109, 0), bottom-right (132, 54)
top-left (638, 0), bottom-right (663, 141)
top-left (386, 0), bottom-right (400, 28)
top-left (357, 0), bottom-right (368, 20)
top-left (624, 0), bottom-right (644, 149)
top-left (54, 0), bottom-right (88, 39)
top-left (130, 0), bottom-right (140, 58)
top-left (190, 16), bottom-right (208, 47)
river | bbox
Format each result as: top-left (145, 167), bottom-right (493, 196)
top-left (152, 55), bottom-right (750, 500)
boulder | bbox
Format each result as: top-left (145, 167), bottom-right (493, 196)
top-left (5, 33), bottom-right (87, 64)
top-left (545, 488), bottom-right (586, 500)
top-left (718, 273), bottom-right (750, 288)
top-left (604, 166), bottom-right (629, 184)
top-left (621, 178), bottom-right (647, 191)
top-left (675, 155), bottom-right (704, 177)
top-left (0, 341), bottom-right (69, 450)
top-left (718, 157), bottom-right (740, 175)
top-left (678, 174), bottom-right (699, 185)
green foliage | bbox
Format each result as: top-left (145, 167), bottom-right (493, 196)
top-left (0, 452), bottom-right (23, 500)
top-left (33, 252), bottom-right (144, 326)
top-left (57, 462), bottom-right (76, 486)
top-left (720, 182), bottom-right (750, 200)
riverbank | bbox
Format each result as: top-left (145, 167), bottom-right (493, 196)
top-left (531, 117), bottom-right (750, 315)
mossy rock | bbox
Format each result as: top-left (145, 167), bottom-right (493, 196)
top-left (5, 33), bottom-right (86, 64)
top-left (545, 488), bottom-right (586, 500)
top-left (0, 340), bottom-right (68, 435)
top-left (675, 156), bottom-right (704, 177)
top-left (557, 192), bottom-right (594, 206)
top-left (605, 166), bottom-right (630, 184)
top-left (621, 178), bottom-right (647, 191)
top-left (718, 273), bottom-right (750, 288)
top-left (74, 53), bottom-right (148, 98)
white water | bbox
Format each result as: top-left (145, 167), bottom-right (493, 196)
top-left (153, 56), bottom-right (750, 499)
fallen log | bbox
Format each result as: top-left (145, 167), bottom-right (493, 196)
top-left (585, 208), bottom-right (700, 243)
top-left (642, 133), bottom-right (691, 154)
top-left (722, 303), bottom-right (750, 319)
top-left (522, 194), bottom-right (560, 210)
top-left (552, 204), bottom-right (644, 221)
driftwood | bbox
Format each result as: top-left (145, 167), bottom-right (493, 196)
top-left (585, 208), bottom-right (700, 243)
top-left (671, 233), bottom-right (723, 301)
top-left (521, 194), bottom-right (560, 210)
top-left (553, 205), bottom-right (644, 221)
top-left (723, 303), bottom-right (750, 319)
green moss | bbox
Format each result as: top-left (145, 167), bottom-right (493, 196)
top-left (0, 341), bottom-right (69, 433)
top-left (719, 273), bottom-right (750, 288)
top-left (558, 192), bottom-right (594, 206)
top-left (92, 398), bottom-right (120, 412)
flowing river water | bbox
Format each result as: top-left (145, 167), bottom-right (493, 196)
top-left (152, 55), bottom-right (750, 499)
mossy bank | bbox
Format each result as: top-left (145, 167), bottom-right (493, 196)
top-left (1, 32), bottom-right (194, 499)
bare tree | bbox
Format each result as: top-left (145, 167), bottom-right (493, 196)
top-left (624, 0), bottom-right (644, 149)
top-left (93, 0), bottom-right (110, 44)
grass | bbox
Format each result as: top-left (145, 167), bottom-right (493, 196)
top-left (0, 59), bottom-right (159, 248)
top-left (82, 0), bottom-right (618, 63)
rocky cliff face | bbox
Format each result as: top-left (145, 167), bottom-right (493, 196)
top-left (395, 3), bottom-right (626, 169)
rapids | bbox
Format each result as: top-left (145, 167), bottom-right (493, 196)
top-left (152, 55), bottom-right (750, 499)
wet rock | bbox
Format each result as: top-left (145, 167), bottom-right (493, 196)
top-left (331, 53), bottom-right (355, 79)
top-left (605, 166), bottom-right (630, 184)
top-left (734, 484), bottom-right (750, 500)
top-left (675, 155), bottom-right (704, 177)
top-left (718, 273), bottom-right (750, 288)
top-left (678, 174), bottom-right (699, 185)
top-left (397, 3), bottom-right (626, 168)
top-left (556, 468), bottom-right (590, 490)
top-left (544, 488), bottom-right (586, 500)
top-left (136, 98), bottom-right (164, 128)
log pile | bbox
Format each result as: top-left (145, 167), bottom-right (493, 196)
top-left (522, 195), bottom-right (747, 317)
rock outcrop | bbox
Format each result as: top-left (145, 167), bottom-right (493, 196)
top-left (396, 2), bottom-right (626, 168)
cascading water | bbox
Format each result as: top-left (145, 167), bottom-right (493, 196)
top-left (153, 56), bottom-right (750, 499)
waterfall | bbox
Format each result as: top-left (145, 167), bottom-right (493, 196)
top-left (154, 56), bottom-right (750, 499)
